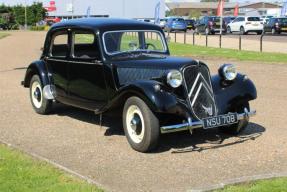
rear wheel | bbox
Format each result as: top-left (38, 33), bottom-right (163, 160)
top-left (227, 26), bottom-right (232, 34)
top-left (29, 75), bottom-right (52, 114)
top-left (240, 26), bottom-right (246, 35)
top-left (123, 97), bottom-right (160, 152)
top-left (219, 102), bottom-right (250, 135)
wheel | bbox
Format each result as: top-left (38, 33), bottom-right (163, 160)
top-left (219, 102), bottom-right (250, 135)
top-left (227, 26), bottom-right (232, 34)
top-left (123, 96), bottom-right (159, 152)
top-left (205, 27), bottom-right (210, 35)
top-left (29, 75), bottom-right (52, 114)
top-left (194, 28), bottom-right (199, 34)
top-left (240, 26), bottom-right (246, 35)
top-left (257, 31), bottom-right (262, 35)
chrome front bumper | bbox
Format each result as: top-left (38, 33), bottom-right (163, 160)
top-left (160, 108), bottom-right (256, 134)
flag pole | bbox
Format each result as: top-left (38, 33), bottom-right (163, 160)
top-left (220, 0), bottom-right (223, 35)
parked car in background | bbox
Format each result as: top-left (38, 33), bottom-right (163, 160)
top-left (227, 16), bottom-right (263, 35)
top-left (260, 15), bottom-right (273, 24)
top-left (22, 18), bottom-right (257, 152)
top-left (223, 16), bottom-right (236, 25)
top-left (164, 17), bottom-right (187, 32)
top-left (263, 17), bottom-right (287, 34)
top-left (185, 19), bottom-right (196, 30)
top-left (195, 16), bottom-right (226, 35)
top-left (159, 18), bottom-right (167, 29)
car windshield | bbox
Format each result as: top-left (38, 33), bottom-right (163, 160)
top-left (209, 17), bottom-right (220, 22)
top-left (103, 30), bottom-right (167, 56)
top-left (248, 17), bottom-right (260, 21)
top-left (172, 18), bottom-right (184, 22)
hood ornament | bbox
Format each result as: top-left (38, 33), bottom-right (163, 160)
top-left (202, 104), bottom-right (213, 116)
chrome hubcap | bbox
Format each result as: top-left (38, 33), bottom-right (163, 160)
top-left (31, 81), bottom-right (43, 108)
top-left (126, 105), bottom-right (145, 143)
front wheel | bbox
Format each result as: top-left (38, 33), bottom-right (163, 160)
top-left (227, 26), bottom-right (232, 34)
top-left (29, 75), bottom-right (52, 114)
top-left (219, 102), bottom-right (250, 135)
top-left (123, 96), bottom-right (159, 152)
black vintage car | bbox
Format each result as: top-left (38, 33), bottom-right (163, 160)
top-left (22, 18), bottom-right (257, 152)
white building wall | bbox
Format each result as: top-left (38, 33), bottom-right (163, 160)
top-left (48, 0), bottom-right (165, 19)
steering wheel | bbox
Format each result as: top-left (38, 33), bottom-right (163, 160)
top-left (145, 43), bottom-right (157, 50)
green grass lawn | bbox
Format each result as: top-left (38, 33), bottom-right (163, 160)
top-left (168, 42), bottom-right (287, 64)
top-left (215, 177), bottom-right (287, 192)
top-left (0, 144), bottom-right (103, 192)
top-left (0, 33), bottom-right (9, 39)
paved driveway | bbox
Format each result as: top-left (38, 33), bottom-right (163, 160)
top-left (0, 31), bottom-right (287, 192)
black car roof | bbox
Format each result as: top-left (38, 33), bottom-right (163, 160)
top-left (51, 18), bottom-right (162, 32)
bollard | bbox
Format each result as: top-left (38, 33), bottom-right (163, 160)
top-left (205, 33), bottom-right (208, 47)
top-left (175, 32), bottom-right (177, 43)
top-left (260, 34), bottom-right (264, 52)
top-left (219, 34), bottom-right (222, 48)
top-left (184, 32), bottom-right (186, 44)
top-left (239, 35), bottom-right (242, 51)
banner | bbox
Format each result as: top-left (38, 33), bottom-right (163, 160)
top-left (234, 3), bottom-right (239, 16)
top-left (217, 0), bottom-right (224, 16)
top-left (154, 2), bottom-right (160, 24)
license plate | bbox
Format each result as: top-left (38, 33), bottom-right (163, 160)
top-left (202, 113), bottom-right (238, 129)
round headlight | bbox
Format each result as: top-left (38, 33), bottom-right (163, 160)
top-left (167, 70), bottom-right (183, 88)
top-left (220, 64), bottom-right (237, 81)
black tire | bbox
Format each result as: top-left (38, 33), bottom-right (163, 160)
top-left (123, 96), bottom-right (159, 152)
top-left (219, 102), bottom-right (250, 135)
top-left (240, 26), bottom-right (246, 35)
top-left (257, 31), bottom-right (262, 35)
top-left (227, 26), bottom-right (232, 34)
top-left (29, 75), bottom-right (52, 114)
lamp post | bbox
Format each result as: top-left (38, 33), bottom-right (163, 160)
top-left (24, 0), bottom-right (27, 30)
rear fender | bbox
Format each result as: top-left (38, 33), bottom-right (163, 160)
top-left (212, 73), bottom-right (257, 114)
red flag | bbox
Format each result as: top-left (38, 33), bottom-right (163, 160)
top-left (234, 3), bottom-right (239, 16)
top-left (217, 0), bottom-right (224, 16)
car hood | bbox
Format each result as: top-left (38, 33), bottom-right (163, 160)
top-left (111, 55), bottom-right (199, 86)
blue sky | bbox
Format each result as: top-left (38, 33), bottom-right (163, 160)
top-left (0, 0), bottom-right (283, 6)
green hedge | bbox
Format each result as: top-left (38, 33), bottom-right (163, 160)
top-left (30, 26), bottom-right (46, 31)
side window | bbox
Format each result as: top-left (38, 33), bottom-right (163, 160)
top-left (50, 32), bottom-right (68, 58)
top-left (72, 31), bottom-right (100, 59)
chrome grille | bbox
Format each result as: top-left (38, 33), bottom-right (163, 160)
top-left (183, 64), bottom-right (217, 120)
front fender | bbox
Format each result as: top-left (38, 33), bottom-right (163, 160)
top-left (23, 60), bottom-right (49, 87)
top-left (103, 80), bottom-right (190, 117)
top-left (212, 73), bottom-right (257, 114)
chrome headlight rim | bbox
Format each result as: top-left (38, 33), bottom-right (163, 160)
top-left (166, 70), bottom-right (183, 88)
top-left (221, 64), bottom-right (237, 81)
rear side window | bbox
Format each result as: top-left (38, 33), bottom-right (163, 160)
top-left (248, 17), bottom-right (260, 21)
top-left (50, 32), bottom-right (68, 58)
top-left (72, 31), bottom-right (100, 59)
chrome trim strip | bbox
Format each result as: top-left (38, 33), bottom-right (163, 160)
top-left (46, 58), bottom-right (102, 65)
top-left (160, 108), bottom-right (256, 134)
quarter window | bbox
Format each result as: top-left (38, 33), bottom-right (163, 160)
top-left (72, 31), bottom-right (100, 59)
top-left (50, 32), bottom-right (68, 58)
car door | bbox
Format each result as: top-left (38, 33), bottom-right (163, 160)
top-left (228, 17), bottom-right (237, 32)
top-left (67, 29), bottom-right (108, 111)
top-left (45, 29), bottom-right (70, 102)
top-left (197, 18), bottom-right (205, 32)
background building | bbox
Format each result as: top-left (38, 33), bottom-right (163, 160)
top-left (44, 0), bottom-right (165, 19)
top-left (166, 2), bottom-right (283, 17)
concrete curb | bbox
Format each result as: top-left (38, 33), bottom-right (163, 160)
top-left (1, 140), bottom-right (286, 192)
top-left (189, 172), bottom-right (287, 192)
top-left (0, 140), bottom-right (112, 192)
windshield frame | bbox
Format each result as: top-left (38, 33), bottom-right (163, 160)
top-left (102, 30), bottom-right (168, 56)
